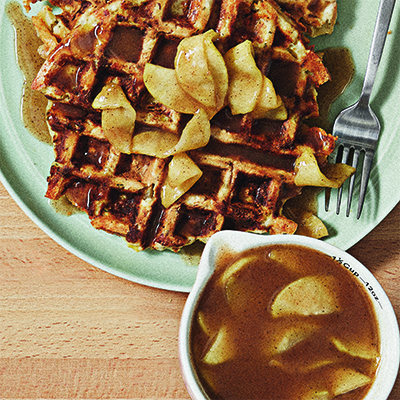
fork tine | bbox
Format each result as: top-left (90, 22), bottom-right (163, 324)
top-left (325, 145), bottom-right (343, 212)
top-left (346, 148), bottom-right (361, 217)
top-left (357, 149), bottom-right (375, 219)
top-left (336, 145), bottom-right (351, 214)
top-left (324, 188), bottom-right (331, 212)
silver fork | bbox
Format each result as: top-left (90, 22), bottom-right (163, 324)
top-left (325, 0), bottom-right (396, 219)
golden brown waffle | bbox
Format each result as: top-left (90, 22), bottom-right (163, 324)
top-left (274, 0), bottom-right (337, 37)
top-left (28, 0), bottom-right (337, 251)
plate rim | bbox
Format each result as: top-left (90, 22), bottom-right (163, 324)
top-left (0, 0), bottom-right (399, 293)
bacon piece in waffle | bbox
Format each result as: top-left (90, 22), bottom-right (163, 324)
top-left (30, 0), bottom-right (336, 251)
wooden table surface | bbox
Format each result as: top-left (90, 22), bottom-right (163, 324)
top-left (0, 181), bottom-right (399, 399)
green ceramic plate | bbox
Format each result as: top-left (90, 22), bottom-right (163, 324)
top-left (0, 0), bottom-right (399, 292)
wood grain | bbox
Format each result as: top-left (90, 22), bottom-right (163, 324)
top-left (0, 181), bottom-right (399, 399)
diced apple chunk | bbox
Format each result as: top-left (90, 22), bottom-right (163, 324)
top-left (329, 367), bottom-right (372, 396)
top-left (331, 337), bottom-right (380, 360)
top-left (202, 325), bottom-right (236, 365)
top-left (271, 275), bottom-right (341, 317)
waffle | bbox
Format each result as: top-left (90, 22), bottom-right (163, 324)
top-left (27, 0), bottom-right (337, 252)
top-left (274, 0), bottom-right (337, 37)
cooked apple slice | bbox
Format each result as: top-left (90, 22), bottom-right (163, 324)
top-left (271, 275), bottom-right (341, 317)
top-left (284, 207), bottom-right (329, 239)
top-left (174, 30), bottom-right (228, 113)
top-left (203, 30), bottom-right (229, 112)
top-left (92, 82), bottom-right (132, 109)
top-left (175, 33), bottom-right (217, 109)
top-left (197, 311), bottom-right (214, 337)
top-left (224, 40), bottom-right (263, 115)
top-left (220, 255), bottom-right (259, 286)
top-left (294, 148), bottom-right (355, 188)
top-left (164, 109), bottom-right (211, 156)
top-left (331, 337), bottom-right (380, 360)
top-left (143, 63), bottom-right (203, 114)
top-left (255, 101), bottom-right (288, 120)
top-left (132, 110), bottom-right (210, 157)
top-left (224, 271), bottom-right (258, 315)
top-left (198, 369), bottom-right (217, 394)
top-left (297, 212), bottom-right (329, 239)
top-left (270, 357), bottom-right (336, 374)
top-left (219, 255), bottom-right (260, 314)
top-left (251, 76), bottom-right (287, 120)
top-left (263, 321), bottom-right (321, 356)
top-left (161, 153), bottom-right (202, 208)
top-left (301, 359), bottom-right (336, 373)
top-left (300, 388), bottom-right (332, 400)
top-left (329, 367), bottom-right (372, 396)
top-left (92, 83), bottom-right (136, 154)
top-left (101, 108), bottom-right (136, 153)
top-left (268, 247), bottom-right (307, 274)
top-left (321, 162), bottom-right (357, 187)
top-left (130, 130), bottom-right (179, 158)
top-left (202, 325), bottom-right (236, 365)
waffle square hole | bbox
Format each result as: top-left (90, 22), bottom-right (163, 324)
top-left (174, 206), bottom-right (216, 238)
top-left (105, 25), bottom-right (144, 63)
top-left (211, 107), bottom-right (248, 134)
top-left (115, 154), bottom-right (133, 176)
top-left (151, 36), bottom-right (180, 68)
top-left (72, 136), bottom-right (110, 170)
top-left (49, 62), bottom-right (85, 91)
top-left (250, 118), bottom-right (283, 138)
top-left (189, 166), bottom-right (224, 197)
top-left (268, 59), bottom-right (301, 97)
top-left (231, 172), bottom-right (273, 207)
top-left (66, 180), bottom-right (99, 214)
top-left (107, 188), bottom-right (141, 219)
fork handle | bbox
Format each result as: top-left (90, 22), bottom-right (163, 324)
top-left (361, 0), bottom-right (396, 105)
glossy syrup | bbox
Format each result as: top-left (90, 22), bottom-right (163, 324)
top-left (6, 1), bottom-right (51, 144)
top-left (7, 2), bottom-right (80, 215)
top-left (311, 47), bottom-right (356, 133)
